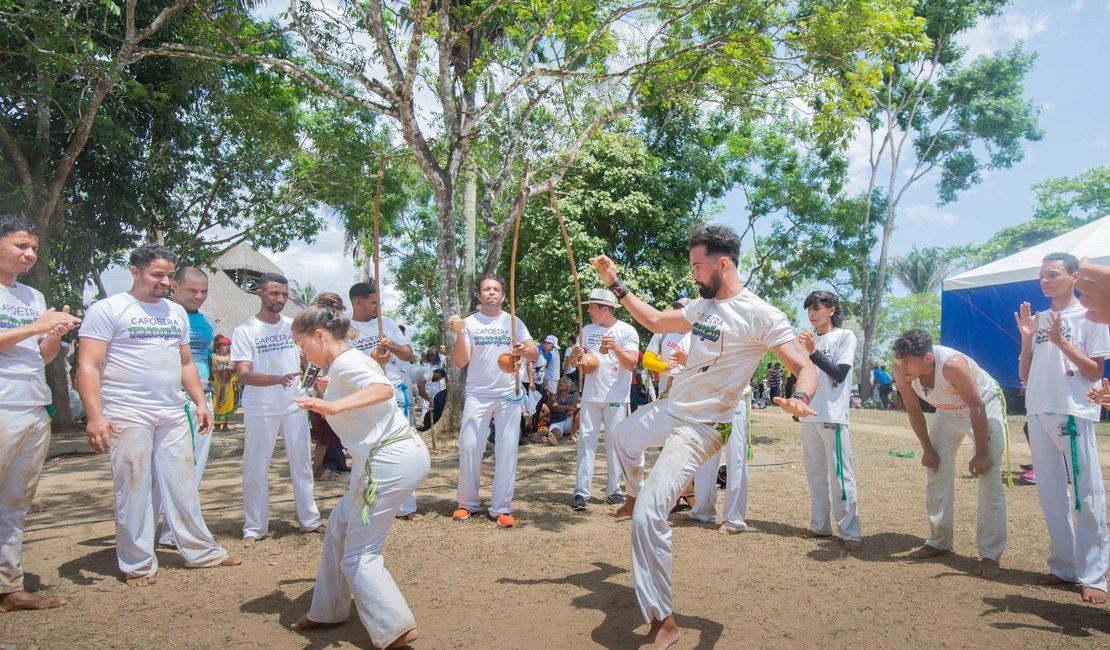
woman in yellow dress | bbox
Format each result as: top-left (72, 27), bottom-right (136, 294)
top-left (211, 336), bottom-right (238, 431)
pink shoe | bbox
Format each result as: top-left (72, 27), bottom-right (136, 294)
top-left (1019, 469), bottom-right (1035, 484)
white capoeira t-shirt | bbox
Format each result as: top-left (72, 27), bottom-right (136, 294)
top-left (78, 293), bottom-right (190, 409)
top-left (1025, 301), bottom-right (1110, 421)
top-left (803, 327), bottom-right (856, 425)
top-left (669, 290), bottom-right (795, 424)
top-left (581, 320), bottom-right (639, 404)
top-left (461, 311), bottom-right (532, 398)
top-left (0, 282), bottom-right (49, 407)
top-left (323, 348), bottom-right (411, 459)
top-left (350, 316), bottom-right (411, 387)
top-left (910, 345), bottom-right (998, 418)
top-left (231, 315), bottom-right (302, 416)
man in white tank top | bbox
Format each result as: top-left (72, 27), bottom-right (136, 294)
top-left (892, 329), bottom-right (1007, 579)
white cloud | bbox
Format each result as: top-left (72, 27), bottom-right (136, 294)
top-left (1071, 0), bottom-right (1084, 11)
top-left (901, 203), bottom-right (956, 226)
top-left (1040, 101), bottom-right (1055, 112)
top-left (1096, 135), bottom-right (1110, 150)
top-left (957, 11), bottom-right (1050, 60)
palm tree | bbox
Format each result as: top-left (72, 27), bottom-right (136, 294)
top-left (890, 246), bottom-right (950, 294)
top-left (288, 279), bottom-right (317, 304)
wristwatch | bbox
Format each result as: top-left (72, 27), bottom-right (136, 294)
top-left (791, 391), bottom-right (810, 405)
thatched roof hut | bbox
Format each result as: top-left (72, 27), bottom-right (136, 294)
top-left (202, 242), bottom-right (307, 336)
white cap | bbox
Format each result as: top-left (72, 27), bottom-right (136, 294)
top-left (543, 335), bottom-right (559, 346)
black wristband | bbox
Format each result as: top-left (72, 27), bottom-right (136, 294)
top-left (791, 391), bottom-right (810, 405)
top-left (608, 278), bottom-right (629, 300)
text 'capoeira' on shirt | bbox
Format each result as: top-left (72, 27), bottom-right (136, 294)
top-left (0, 282), bottom-right (49, 407)
top-left (669, 291), bottom-right (795, 425)
top-left (581, 320), bottom-right (639, 403)
top-left (462, 311), bottom-right (532, 398)
top-left (77, 293), bottom-right (190, 409)
top-left (231, 315), bottom-right (303, 416)
top-left (1025, 302), bottom-right (1110, 421)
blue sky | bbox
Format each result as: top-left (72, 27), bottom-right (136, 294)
top-left (787, 0), bottom-right (1110, 256)
top-left (101, 1), bottom-right (1110, 318)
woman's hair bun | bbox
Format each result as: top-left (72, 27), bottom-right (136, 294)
top-left (313, 292), bottom-right (347, 312)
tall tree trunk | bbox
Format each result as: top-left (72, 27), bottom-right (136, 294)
top-left (24, 204), bottom-right (75, 428)
top-left (461, 160), bottom-right (477, 311)
top-left (432, 183), bottom-right (465, 435)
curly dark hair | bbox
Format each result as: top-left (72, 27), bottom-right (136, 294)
top-left (892, 328), bottom-right (933, 358)
top-left (687, 224), bottom-right (740, 267)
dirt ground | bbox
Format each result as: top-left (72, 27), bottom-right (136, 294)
top-left (4, 406), bottom-right (1110, 649)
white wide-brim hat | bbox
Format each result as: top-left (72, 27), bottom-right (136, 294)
top-left (582, 287), bottom-right (620, 308)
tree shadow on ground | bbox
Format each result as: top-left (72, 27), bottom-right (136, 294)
top-left (981, 593), bottom-right (1110, 637)
top-left (239, 578), bottom-right (376, 650)
top-left (498, 561), bottom-right (724, 650)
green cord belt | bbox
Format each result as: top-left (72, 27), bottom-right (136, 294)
top-left (835, 424), bottom-right (847, 502)
top-left (1065, 415), bottom-right (1081, 513)
top-left (360, 433), bottom-right (414, 525)
top-left (184, 404), bottom-right (197, 467)
top-left (996, 388), bottom-right (1013, 489)
top-left (745, 392), bottom-right (754, 462)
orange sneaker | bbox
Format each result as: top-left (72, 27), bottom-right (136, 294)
top-left (495, 513), bottom-right (515, 528)
top-left (453, 508), bottom-right (474, 521)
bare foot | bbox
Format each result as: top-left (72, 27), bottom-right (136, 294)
top-left (241, 536), bottom-right (257, 548)
top-left (973, 557), bottom-right (1000, 578)
top-left (718, 525), bottom-right (743, 536)
top-left (385, 628), bottom-right (420, 648)
top-left (1082, 587), bottom-right (1108, 604)
top-left (609, 495), bottom-right (636, 518)
top-left (798, 530), bottom-right (831, 540)
top-left (292, 614), bottom-right (340, 632)
top-left (219, 555), bottom-right (242, 567)
top-left (843, 540), bottom-right (862, 552)
top-left (639, 615), bottom-right (680, 650)
top-left (303, 523), bottom-right (327, 535)
top-left (1037, 573), bottom-right (1078, 586)
top-left (908, 544), bottom-right (948, 559)
top-left (398, 513), bottom-right (424, 521)
top-left (125, 575), bottom-right (157, 588)
top-left (0, 590), bottom-right (66, 611)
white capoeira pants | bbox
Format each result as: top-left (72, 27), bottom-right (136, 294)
top-left (457, 394), bottom-right (521, 516)
top-left (801, 422), bottom-right (862, 542)
top-left (690, 395), bottom-right (750, 531)
top-left (0, 406), bottom-right (50, 593)
top-left (924, 408), bottom-right (1007, 560)
top-left (104, 404), bottom-right (229, 578)
top-left (242, 410), bottom-right (321, 539)
top-left (308, 435), bottom-right (430, 648)
top-left (612, 401), bottom-right (724, 622)
top-left (1027, 413), bottom-right (1108, 592)
top-left (154, 394), bottom-right (213, 546)
top-left (575, 402), bottom-right (628, 499)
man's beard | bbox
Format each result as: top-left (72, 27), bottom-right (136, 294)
top-left (696, 270), bottom-right (721, 299)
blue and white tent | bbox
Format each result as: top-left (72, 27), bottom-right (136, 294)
top-left (941, 215), bottom-right (1110, 391)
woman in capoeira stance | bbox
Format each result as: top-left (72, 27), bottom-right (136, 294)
top-left (603, 225), bottom-right (818, 649)
top-left (290, 293), bottom-right (430, 648)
